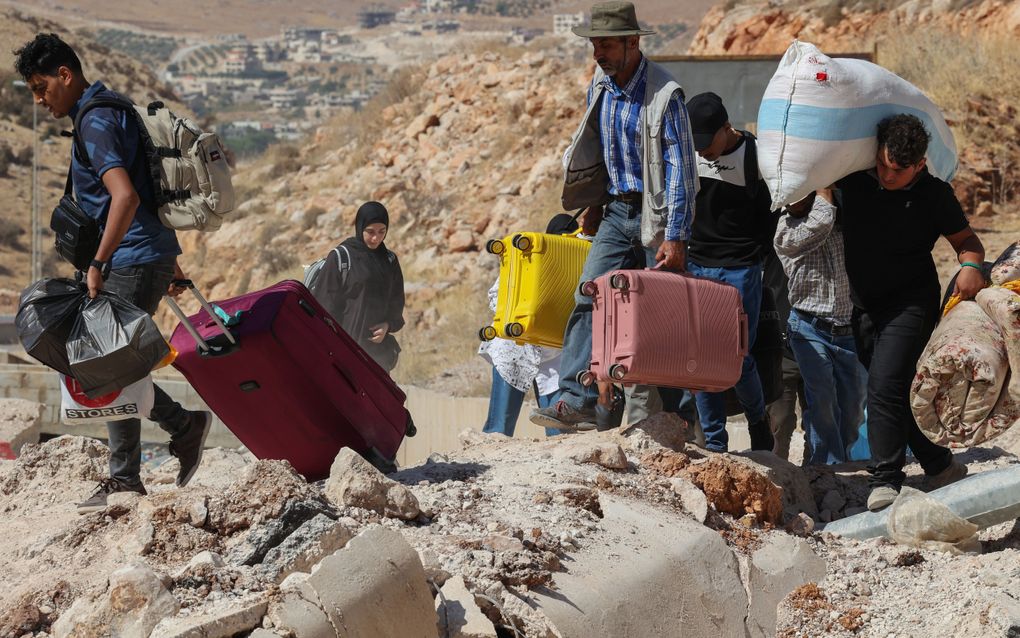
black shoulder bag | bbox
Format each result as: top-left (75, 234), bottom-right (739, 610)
top-left (49, 167), bottom-right (101, 273)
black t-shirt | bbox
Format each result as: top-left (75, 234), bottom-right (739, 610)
top-left (688, 134), bottom-right (777, 267)
top-left (837, 168), bottom-right (969, 311)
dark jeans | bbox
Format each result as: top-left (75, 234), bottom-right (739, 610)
top-left (853, 301), bottom-right (952, 489)
top-left (768, 355), bottom-right (806, 461)
top-left (104, 260), bottom-right (191, 485)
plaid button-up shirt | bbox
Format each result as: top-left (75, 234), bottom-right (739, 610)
top-left (774, 197), bottom-right (853, 324)
top-left (587, 56), bottom-right (697, 241)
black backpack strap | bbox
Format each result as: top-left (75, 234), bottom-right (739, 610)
top-left (743, 132), bottom-right (759, 201)
top-left (72, 95), bottom-right (177, 209)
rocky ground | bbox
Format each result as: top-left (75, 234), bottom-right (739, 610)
top-left (1, 399), bottom-right (1019, 637)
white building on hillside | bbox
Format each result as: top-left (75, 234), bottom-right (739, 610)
top-left (553, 12), bottom-right (584, 36)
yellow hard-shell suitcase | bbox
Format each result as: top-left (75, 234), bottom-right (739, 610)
top-left (479, 231), bottom-right (591, 348)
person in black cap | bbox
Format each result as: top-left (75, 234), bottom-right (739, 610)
top-left (309, 201), bottom-right (405, 371)
top-left (683, 92), bottom-right (779, 453)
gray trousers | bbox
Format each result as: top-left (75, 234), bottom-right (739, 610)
top-left (103, 260), bottom-right (191, 484)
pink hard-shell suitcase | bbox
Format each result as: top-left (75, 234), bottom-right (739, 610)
top-left (166, 280), bottom-right (415, 480)
top-left (581, 269), bottom-right (748, 391)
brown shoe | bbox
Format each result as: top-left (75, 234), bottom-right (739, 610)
top-left (77, 478), bottom-right (147, 515)
top-left (926, 459), bottom-right (968, 491)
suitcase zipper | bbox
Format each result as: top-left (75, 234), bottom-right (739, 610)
top-left (503, 248), bottom-right (519, 330)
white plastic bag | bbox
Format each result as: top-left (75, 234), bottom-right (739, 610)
top-left (757, 41), bottom-right (957, 209)
top-left (886, 486), bottom-right (980, 555)
top-left (59, 373), bottom-right (154, 424)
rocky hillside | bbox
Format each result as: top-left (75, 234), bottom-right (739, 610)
top-left (173, 43), bottom-right (591, 396)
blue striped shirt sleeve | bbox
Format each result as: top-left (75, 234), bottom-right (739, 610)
top-left (661, 94), bottom-right (698, 241)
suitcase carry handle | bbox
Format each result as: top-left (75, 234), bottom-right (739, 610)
top-left (165, 281), bottom-right (238, 353)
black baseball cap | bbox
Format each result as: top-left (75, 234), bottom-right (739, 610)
top-left (686, 92), bottom-right (729, 151)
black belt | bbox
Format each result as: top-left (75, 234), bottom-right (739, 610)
top-left (610, 191), bottom-right (642, 205)
top-left (796, 309), bottom-right (853, 337)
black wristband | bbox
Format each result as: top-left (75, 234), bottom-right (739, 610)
top-left (90, 259), bottom-right (112, 280)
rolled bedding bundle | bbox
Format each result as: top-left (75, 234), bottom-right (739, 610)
top-left (910, 301), bottom-right (1020, 447)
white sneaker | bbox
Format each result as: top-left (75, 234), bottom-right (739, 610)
top-left (867, 485), bottom-right (899, 512)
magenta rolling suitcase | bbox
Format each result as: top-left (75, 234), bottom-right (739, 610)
top-left (166, 280), bottom-right (414, 480)
top-left (581, 269), bottom-right (748, 391)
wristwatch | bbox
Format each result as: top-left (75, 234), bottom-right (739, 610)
top-left (90, 259), bottom-right (112, 280)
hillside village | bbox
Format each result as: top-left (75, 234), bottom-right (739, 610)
top-left (0, 0), bottom-right (1019, 635)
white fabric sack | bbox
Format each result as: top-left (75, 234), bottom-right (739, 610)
top-left (757, 41), bottom-right (957, 209)
top-left (59, 373), bottom-right (154, 424)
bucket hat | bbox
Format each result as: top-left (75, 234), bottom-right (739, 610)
top-left (572, 2), bottom-right (655, 38)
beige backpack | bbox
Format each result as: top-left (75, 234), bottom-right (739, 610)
top-left (72, 95), bottom-right (235, 231)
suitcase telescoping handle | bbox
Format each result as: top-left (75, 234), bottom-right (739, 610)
top-left (164, 279), bottom-right (238, 353)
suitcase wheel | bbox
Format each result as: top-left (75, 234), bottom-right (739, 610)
top-left (505, 322), bottom-right (524, 338)
top-left (485, 239), bottom-right (505, 255)
top-left (511, 234), bottom-right (532, 252)
top-left (576, 370), bottom-right (595, 387)
top-left (609, 364), bottom-right (627, 381)
top-left (406, 415), bottom-right (417, 437)
top-left (579, 280), bottom-right (598, 297)
top-left (479, 325), bottom-right (497, 341)
top-left (609, 273), bottom-right (629, 291)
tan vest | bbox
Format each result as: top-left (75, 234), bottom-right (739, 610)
top-left (561, 59), bottom-right (695, 248)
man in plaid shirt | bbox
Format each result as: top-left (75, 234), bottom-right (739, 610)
top-left (774, 189), bottom-right (867, 464)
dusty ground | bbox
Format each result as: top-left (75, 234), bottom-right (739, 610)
top-left (1, 412), bottom-right (1018, 637)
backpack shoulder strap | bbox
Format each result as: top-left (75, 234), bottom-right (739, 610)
top-left (743, 132), bottom-right (760, 201)
top-left (337, 246), bottom-right (351, 287)
top-left (72, 95), bottom-right (136, 168)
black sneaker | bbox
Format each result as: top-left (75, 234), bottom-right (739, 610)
top-left (594, 386), bottom-right (626, 432)
top-left (749, 413), bottom-right (775, 451)
top-left (530, 401), bottom-right (598, 432)
top-left (169, 410), bottom-right (212, 487)
top-left (77, 478), bottom-right (147, 515)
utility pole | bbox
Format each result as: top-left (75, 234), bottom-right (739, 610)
top-left (12, 80), bottom-right (39, 283)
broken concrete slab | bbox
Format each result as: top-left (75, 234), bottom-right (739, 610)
top-left (435, 574), bottom-right (498, 638)
top-left (824, 465), bottom-right (1020, 540)
top-left (324, 448), bottom-right (421, 520)
top-left (308, 525), bottom-right (438, 638)
top-left (733, 451), bottom-right (820, 520)
top-left (552, 440), bottom-right (628, 470)
top-left (745, 534), bottom-right (826, 638)
top-left (259, 513), bottom-right (354, 582)
top-left (150, 597), bottom-right (268, 638)
top-left (266, 591), bottom-right (334, 638)
top-left (0, 398), bottom-right (43, 458)
top-left (622, 412), bottom-right (691, 452)
top-left (530, 496), bottom-right (747, 637)
top-left (669, 477), bottom-right (708, 523)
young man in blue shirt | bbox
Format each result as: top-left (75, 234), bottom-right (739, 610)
top-left (15, 33), bottom-right (212, 513)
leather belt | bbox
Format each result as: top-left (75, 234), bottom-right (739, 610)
top-left (796, 309), bottom-right (853, 337)
top-left (610, 191), bottom-right (642, 205)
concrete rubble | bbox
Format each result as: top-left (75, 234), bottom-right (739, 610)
top-left (0, 398), bottom-right (43, 459)
top-left (0, 399), bottom-right (1019, 637)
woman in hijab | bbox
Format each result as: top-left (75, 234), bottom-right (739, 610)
top-left (309, 201), bottom-right (405, 372)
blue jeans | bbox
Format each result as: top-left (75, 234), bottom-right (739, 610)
top-left (788, 309), bottom-right (868, 465)
top-left (558, 200), bottom-right (654, 409)
top-left (483, 368), bottom-right (559, 436)
top-left (687, 261), bottom-right (765, 452)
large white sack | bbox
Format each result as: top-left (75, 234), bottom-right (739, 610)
top-left (757, 41), bottom-right (957, 210)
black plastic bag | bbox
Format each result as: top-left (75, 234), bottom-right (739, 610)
top-left (67, 293), bottom-right (169, 399)
top-left (15, 278), bottom-right (85, 375)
